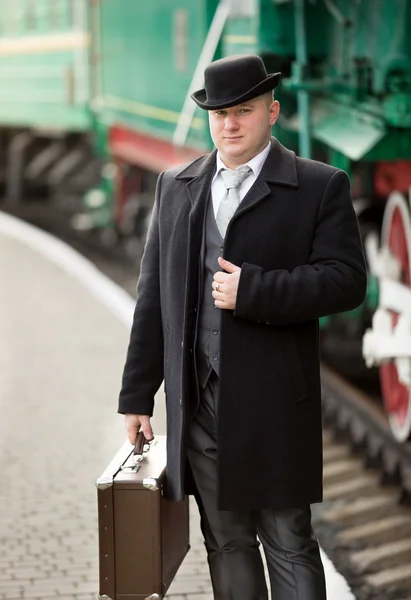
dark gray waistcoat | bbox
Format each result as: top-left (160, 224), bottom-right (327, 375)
top-left (196, 195), bottom-right (225, 388)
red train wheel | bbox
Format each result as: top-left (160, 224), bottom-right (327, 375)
top-left (379, 192), bottom-right (411, 441)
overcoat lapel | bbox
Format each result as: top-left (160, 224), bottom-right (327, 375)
top-left (231, 137), bottom-right (299, 224)
top-left (176, 150), bottom-right (217, 282)
top-left (174, 151), bottom-right (217, 354)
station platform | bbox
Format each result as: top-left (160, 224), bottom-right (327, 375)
top-left (0, 210), bottom-right (355, 599)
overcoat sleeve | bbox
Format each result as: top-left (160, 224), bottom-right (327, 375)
top-left (117, 172), bottom-right (165, 416)
top-left (234, 170), bottom-right (367, 326)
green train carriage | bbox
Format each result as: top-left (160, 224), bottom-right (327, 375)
top-left (0, 0), bottom-right (94, 203)
top-left (86, 0), bottom-right (411, 441)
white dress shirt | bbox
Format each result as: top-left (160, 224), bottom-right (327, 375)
top-left (211, 141), bottom-right (271, 218)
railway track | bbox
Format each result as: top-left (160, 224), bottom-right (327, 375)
top-left (318, 365), bottom-right (411, 600)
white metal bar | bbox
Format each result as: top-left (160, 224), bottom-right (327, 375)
top-left (379, 278), bottom-right (411, 315)
top-left (363, 232), bottom-right (380, 277)
top-left (363, 332), bottom-right (411, 361)
top-left (173, 0), bottom-right (230, 147)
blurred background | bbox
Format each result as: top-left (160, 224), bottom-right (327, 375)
top-left (1, 1), bottom-right (411, 599)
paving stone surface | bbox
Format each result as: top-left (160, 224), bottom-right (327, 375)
top-left (0, 235), bottom-right (214, 599)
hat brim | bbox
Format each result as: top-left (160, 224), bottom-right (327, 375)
top-left (191, 72), bottom-right (281, 110)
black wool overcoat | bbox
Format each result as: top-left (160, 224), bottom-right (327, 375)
top-left (118, 137), bottom-right (367, 511)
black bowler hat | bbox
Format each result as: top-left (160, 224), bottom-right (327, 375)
top-left (191, 54), bottom-right (281, 110)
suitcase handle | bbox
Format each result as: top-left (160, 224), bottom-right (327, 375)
top-left (132, 431), bottom-right (150, 463)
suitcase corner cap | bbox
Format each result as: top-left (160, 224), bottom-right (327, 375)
top-left (96, 475), bottom-right (113, 490)
top-left (143, 477), bottom-right (161, 491)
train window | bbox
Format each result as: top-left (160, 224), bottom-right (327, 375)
top-left (63, 0), bottom-right (73, 29)
top-left (3, 1), bottom-right (21, 35)
top-left (50, 0), bottom-right (59, 29)
top-left (0, 1), bottom-right (30, 36)
top-left (35, 2), bottom-right (49, 32)
top-left (26, 0), bottom-right (37, 31)
top-left (72, 1), bottom-right (79, 29)
top-left (49, 0), bottom-right (72, 31)
top-left (174, 9), bottom-right (189, 73)
top-left (0, 6), bottom-right (7, 35)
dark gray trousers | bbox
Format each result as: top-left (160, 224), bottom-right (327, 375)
top-left (187, 372), bottom-right (327, 600)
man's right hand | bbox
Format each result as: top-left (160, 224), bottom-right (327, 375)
top-left (125, 414), bottom-right (154, 445)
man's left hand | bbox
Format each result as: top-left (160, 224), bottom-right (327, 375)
top-left (212, 257), bottom-right (241, 310)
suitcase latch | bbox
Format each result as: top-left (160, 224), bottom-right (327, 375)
top-left (119, 462), bottom-right (141, 473)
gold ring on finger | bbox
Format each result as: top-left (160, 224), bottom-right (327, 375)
top-left (216, 283), bottom-right (220, 292)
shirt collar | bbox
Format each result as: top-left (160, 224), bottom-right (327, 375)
top-left (213, 140), bottom-right (271, 183)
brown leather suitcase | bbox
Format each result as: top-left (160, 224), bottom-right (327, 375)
top-left (96, 434), bottom-right (190, 599)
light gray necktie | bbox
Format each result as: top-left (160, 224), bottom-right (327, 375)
top-left (216, 165), bottom-right (252, 237)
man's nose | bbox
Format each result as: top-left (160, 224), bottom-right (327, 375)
top-left (224, 115), bottom-right (239, 130)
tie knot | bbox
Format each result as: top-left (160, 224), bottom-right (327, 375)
top-left (220, 165), bottom-right (252, 190)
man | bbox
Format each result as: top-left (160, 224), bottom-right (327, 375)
top-left (118, 55), bottom-right (367, 599)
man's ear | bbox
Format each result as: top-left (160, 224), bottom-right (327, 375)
top-left (269, 100), bottom-right (280, 126)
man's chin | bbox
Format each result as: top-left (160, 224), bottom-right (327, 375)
top-left (222, 143), bottom-right (246, 158)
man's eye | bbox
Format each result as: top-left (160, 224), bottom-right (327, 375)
top-left (239, 109), bottom-right (250, 113)
top-left (216, 111), bottom-right (226, 116)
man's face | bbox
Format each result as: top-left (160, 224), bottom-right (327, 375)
top-left (208, 94), bottom-right (280, 169)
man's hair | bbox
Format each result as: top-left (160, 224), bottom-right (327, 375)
top-left (262, 90), bottom-right (275, 105)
